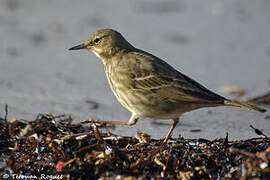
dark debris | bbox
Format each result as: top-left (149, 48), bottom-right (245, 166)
top-left (247, 91), bottom-right (270, 105)
top-left (0, 114), bottom-right (270, 179)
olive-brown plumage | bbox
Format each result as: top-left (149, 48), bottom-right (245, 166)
top-left (69, 29), bottom-right (265, 153)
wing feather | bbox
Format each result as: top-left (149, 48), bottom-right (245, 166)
top-left (123, 51), bottom-right (225, 103)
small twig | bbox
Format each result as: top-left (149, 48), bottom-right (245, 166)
top-left (103, 123), bottom-right (112, 136)
top-left (4, 104), bottom-right (8, 122)
top-left (229, 147), bottom-right (258, 159)
top-left (154, 157), bottom-right (166, 171)
top-left (253, 167), bottom-right (270, 172)
top-left (246, 91), bottom-right (270, 105)
top-left (91, 123), bottom-right (103, 142)
top-left (130, 153), bottom-right (145, 169)
top-left (75, 143), bottom-right (100, 154)
top-left (223, 132), bottom-right (229, 144)
top-left (80, 119), bottom-right (99, 124)
top-left (249, 125), bottom-right (268, 138)
top-left (64, 158), bottom-right (79, 167)
top-left (60, 132), bottom-right (93, 140)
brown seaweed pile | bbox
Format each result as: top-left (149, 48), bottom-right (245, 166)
top-left (0, 112), bottom-right (270, 180)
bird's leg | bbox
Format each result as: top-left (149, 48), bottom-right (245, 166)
top-left (131, 118), bottom-right (179, 168)
top-left (81, 113), bottom-right (139, 126)
top-left (86, 114), bottom-right (139, 136)
top-left (63, 114), bottom-right (139, 140)
top-left (149, 118), bottom-right (179, 156)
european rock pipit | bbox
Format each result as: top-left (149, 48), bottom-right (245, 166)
top-left (69, 29), bottom-right (265, 155)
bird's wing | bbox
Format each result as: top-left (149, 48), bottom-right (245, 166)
top-left (125, 51), bottom-right (225, 103)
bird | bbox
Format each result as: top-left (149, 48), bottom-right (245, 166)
top-left (69, 29), bottom-right (265, 154)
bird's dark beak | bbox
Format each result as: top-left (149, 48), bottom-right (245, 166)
top-left (69, 43), bottom-right (87, 50)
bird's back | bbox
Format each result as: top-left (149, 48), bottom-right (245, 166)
top-left (121, 50), bottom-right (225, 103)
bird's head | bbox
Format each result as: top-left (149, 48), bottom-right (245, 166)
top-left (69, 29), bottom-right (133, 60)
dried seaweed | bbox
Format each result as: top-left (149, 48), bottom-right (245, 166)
top-left (0, 113), bottom-right (270, 179)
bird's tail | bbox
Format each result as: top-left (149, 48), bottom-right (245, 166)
top-left (224, 100), bottom-right (266, 113)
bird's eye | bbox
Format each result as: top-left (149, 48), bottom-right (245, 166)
top-left (94, 38), bottom-right (101, 44)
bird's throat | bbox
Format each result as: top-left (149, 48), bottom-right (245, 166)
top-left (93, 51), bottom-right (102, 59)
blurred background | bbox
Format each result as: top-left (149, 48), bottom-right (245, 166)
top-left (0, 0), bottom-right (270, 140)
